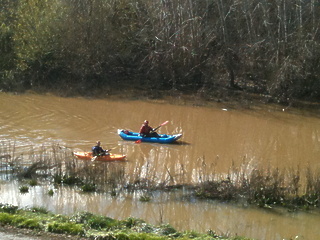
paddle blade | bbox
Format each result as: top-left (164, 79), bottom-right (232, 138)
top-left (152, 121), bottom-right (169, 132)
top-left (135, 139), bottom-right (142, 143)
top-left (160, 120), bottom-right (169, 126)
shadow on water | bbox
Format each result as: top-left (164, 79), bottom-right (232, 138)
top-left (170, 141), bottom-right (191, 146)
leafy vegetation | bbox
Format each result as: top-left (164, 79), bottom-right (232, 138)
top-left (19, 185), bottom-right (29, 193)
top-left (0, 204), bottom-right (251, 239)
top-left (1, 0), bottom-right (320, 103)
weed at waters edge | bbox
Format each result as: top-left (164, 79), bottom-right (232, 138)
top-left (19, 185), bottom-right (29, 193)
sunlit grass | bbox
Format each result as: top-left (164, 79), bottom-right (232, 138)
top-left (47, 221), bottom-right (84, 235)
top-left (0, 205), bottom-right (248, 239)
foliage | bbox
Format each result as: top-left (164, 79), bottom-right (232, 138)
top-left (48, 189), bottom-right (54, 196)
top-left (0, 203), bottom-right (19, 214)
top-left (47, 221), bottom-right (85, 235)
top-left (0, 0), bottom-right (319, 102)
top-left (28, 206), bottom-right (49, 214)
top-left (139, 194), bottom-right (152, 202)
top-left (28, 179), bottom-right (38, 186)
top-left (81, 183), bottom-right (96, 192)
top-left (62, 175), bottom-right (82, 185)
top-left (13, 0), bottom-right (66, 83)
top-left (15, 218), bottom-right (42, 229)
top-left (19, 185), bottom-right (29, 193)
top-left (0, 212), bottom-right (15, 224)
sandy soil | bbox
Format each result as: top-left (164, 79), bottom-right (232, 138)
top-left (0, 225), bottom-right (87, 240)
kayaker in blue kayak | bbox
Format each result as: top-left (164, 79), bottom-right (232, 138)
top-left (92, 141), bottom-right (109, 156)
top-left (139, 120), bottom-right (159, 137)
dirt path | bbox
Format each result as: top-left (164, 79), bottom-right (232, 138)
top-left (0, 225), bottom-right (86, 240)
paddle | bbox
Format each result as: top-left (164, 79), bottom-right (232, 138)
top-left (135, 121), bottom-right (169, 143)
top-left (152, 120), bottom-right (169, 132)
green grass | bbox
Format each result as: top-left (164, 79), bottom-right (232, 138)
top-left (0, 204), bottom-right (252, 240)
top-left (47, 221), bottom-right (84, 235)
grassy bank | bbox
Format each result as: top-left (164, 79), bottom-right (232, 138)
top-left (0, 203), bottom-right (251, 240)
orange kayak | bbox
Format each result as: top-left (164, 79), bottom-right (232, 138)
top-left (73, 152), bottom-right (126, 162)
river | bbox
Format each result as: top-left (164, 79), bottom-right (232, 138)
top-left (1, 92), bottom-right (320, 240)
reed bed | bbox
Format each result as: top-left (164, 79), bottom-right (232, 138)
top-left (1, 141), bottom-right (320, 210)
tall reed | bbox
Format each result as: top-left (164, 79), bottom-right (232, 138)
top-left (1, 141), bottom-right (320, 209)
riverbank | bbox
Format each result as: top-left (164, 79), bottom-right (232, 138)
top-left (0, 204), bottom-right (251, 240)
top-left (0, 225), bottom-right (86, 240)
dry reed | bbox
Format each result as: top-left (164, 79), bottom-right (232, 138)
top-left (1, 141), bottom-right (320, 209)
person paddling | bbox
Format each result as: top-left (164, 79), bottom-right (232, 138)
top-left (139, 120), bottom-right (159, 137)
top-left (92, 141), bottom-right (109, 156)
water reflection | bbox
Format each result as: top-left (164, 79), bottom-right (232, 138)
top-left (1, 92), bottom-right (320, 239)
top-left (1, 180), bottom-right (320, 240)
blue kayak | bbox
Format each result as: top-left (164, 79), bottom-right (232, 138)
top-left (118, 129), bottom-right (182, 143)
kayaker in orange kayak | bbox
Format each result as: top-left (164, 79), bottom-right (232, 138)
top-left (92, 141), bottom-right (109, 156)
top-left (139, 120), bottom-right (159, 137)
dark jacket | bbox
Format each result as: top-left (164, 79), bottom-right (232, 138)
top-left (92, 145), bottom-right (105, 156)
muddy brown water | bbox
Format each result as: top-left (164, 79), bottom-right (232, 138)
top-left (1, 92), bottom-right (320, 240)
